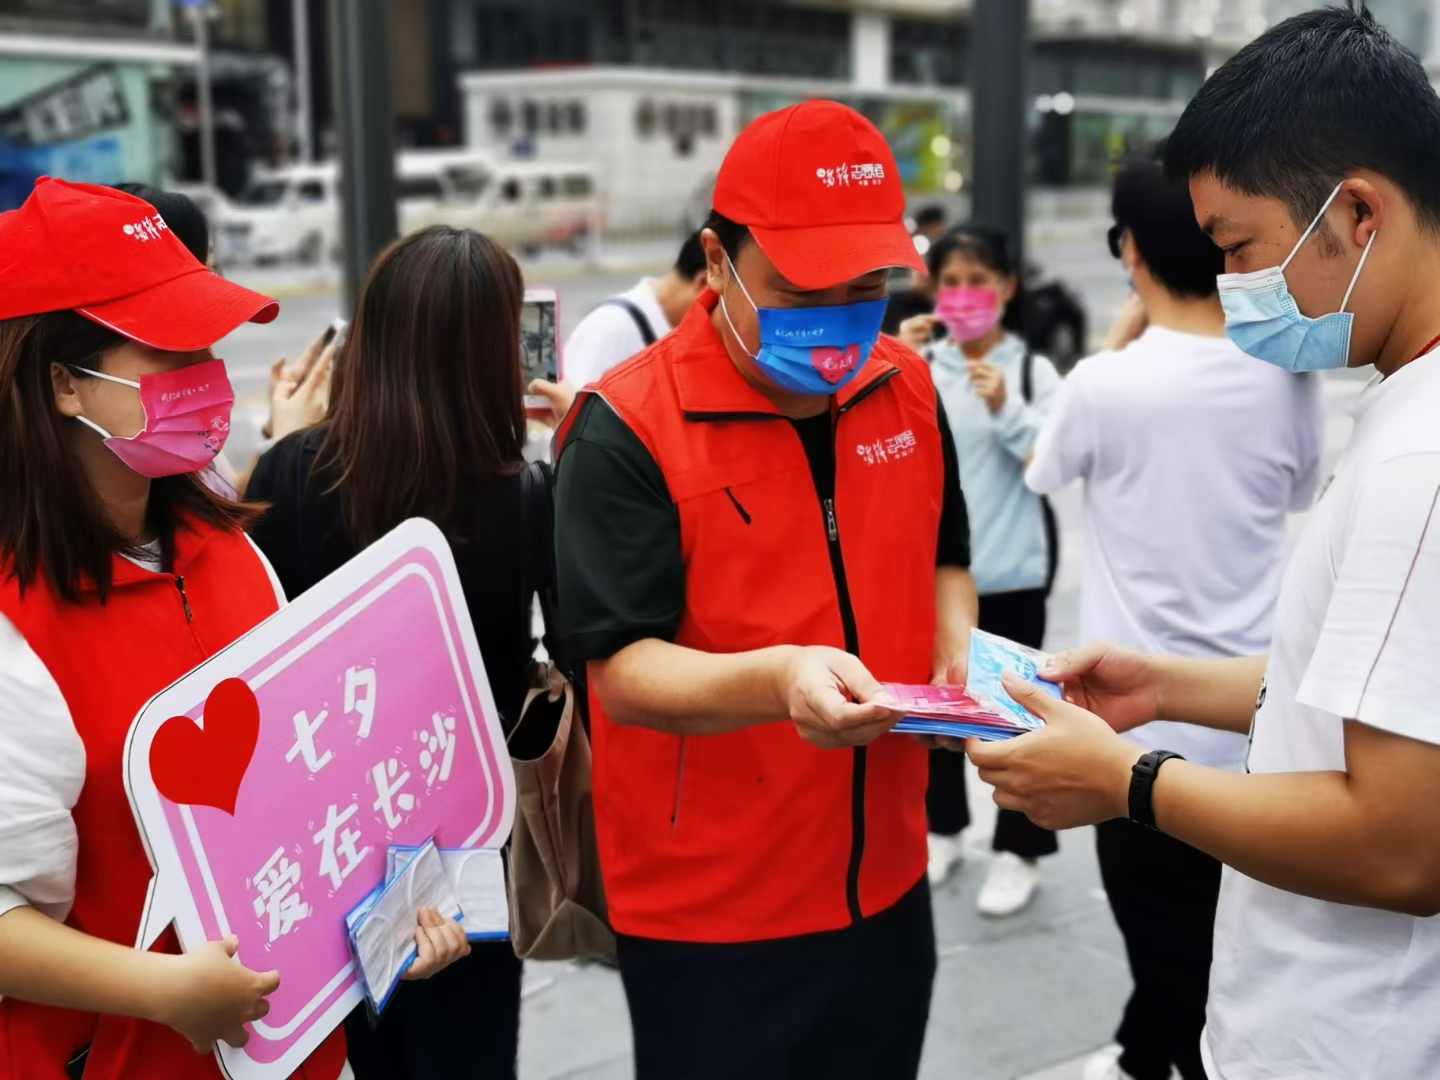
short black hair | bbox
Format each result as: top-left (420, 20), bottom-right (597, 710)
top-left (1113, 149), bottom-right (1223, 298)
top-left (112, 183), bottom-right (210, 263)
top-left (926, 223), bottom-right (1015, 281)
top-left (702, 209), bottom-right (751, 261)
top-left (674, 229), bottom-right (706, 278)
top-left (914, 204), bottom-right (946, 228)
top-left (1165, 3), bottom-right (1440, 232)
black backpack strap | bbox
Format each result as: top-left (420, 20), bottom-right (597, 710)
top-left (606, 298), bottom-right (659, 347)
top-left (1021, 349), bottom-right (1035, 404)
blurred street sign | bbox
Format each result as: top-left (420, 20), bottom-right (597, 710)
top-left (0, 64), bottom-right (129, 150)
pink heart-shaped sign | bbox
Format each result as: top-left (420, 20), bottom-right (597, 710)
top-left (812, 344), bottom-right (861, 384)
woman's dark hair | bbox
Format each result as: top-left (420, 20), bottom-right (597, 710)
top-left (316, 225), bottom-right (527, 546)
top-left (0, 311), bottom-right (258, 602)
top-left (112, 183), bottom-right (211, 264)
top-left (926, 224), bottom-right (1016, 281)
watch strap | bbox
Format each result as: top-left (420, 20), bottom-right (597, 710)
top-left (1129, 749), bottom-right (1184, 830)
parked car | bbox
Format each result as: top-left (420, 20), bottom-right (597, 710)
top-left (213, 152), bottom-right (600, 267)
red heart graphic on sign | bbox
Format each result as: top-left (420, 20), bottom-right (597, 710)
top-left (149, 678), bottom-right (260, 815)
top-left (812, 344), bottom-right (861, 384)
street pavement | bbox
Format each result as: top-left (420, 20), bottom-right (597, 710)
top-left (215, 237), bottom-right (1369, 1079)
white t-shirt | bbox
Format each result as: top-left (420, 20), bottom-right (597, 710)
top-left (1203, 351), bottom-right (1440, 1080)
top-left (1027, 326), bottom-right (1322, 769)
top-left (0, 537), bottom-right (283, 922)
top-left (562, 277), bottom-right (671, 389)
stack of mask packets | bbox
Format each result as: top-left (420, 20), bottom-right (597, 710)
top-left (886, 628), bottom-right (1062, 741)
top-left (345, 838), bottom-right (510, 1012)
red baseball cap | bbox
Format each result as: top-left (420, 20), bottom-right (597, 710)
top-left (713, 100), bottom-right (925, 290)
top-left (0, 177), bottom-right (278, 351)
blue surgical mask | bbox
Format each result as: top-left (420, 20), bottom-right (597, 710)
top-left (1217, 181), bottom-right (1377, 372)
top-left (719, 255), bottom-right (887, 396)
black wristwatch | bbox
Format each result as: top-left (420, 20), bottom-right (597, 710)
top-left (1129, 749), bottom-right (1184, 830)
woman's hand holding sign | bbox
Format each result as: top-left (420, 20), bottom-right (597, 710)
top-left (158, 935), bottom-right (280, 1052)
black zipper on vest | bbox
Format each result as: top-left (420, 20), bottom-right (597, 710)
top-left (830, 369), bottom-right (899, 925)
top-left (803, 424), bottom-right (866, 925)
top-left (174, 576), bottom-right (194, 623)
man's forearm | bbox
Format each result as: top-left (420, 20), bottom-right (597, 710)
top-left (934, 567), bottom-right (978, 677)
top-left (1153, 654), bottom-right (1267, 734)
top-left (592, 639), bottom-right (798, 736)
top-left (1150, 761), bottom-right (1440, 916)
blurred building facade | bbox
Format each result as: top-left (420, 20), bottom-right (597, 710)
top-left (4, 1), bottom-right (1439, 217)
top-left (0, 0), bottom-right (195, 206)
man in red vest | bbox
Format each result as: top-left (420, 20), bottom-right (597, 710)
top-left (554, 100), bottom-right (978, 1078)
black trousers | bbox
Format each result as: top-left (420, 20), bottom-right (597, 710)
top-left (617, 879), bottom-right (936, 1080)
top-left (1096, 818), bottom-right (1222, 1080)
top-left (343, 941), bottom-right (522, 1079)
top-left (926, 587), bottom-right (1059, 859)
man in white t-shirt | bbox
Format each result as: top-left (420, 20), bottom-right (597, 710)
top-left (1027, 151), bottom-right (1321, 1080)
top-left (966, 8), bottom-right (1440, 1079)
top-left (562, 231), bottom-right (707, 389)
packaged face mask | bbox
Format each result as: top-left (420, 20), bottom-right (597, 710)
top-left (389, 844), bottom-right (509, 941)
top-left (965, 628), bottom-right (1061, 731)
top-left (346, 839), bottom-right (463, 1012)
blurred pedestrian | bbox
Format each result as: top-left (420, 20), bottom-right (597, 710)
top-left (553, 100), bottom-right (977, 1080)
top-left (244, 226), bottom-right (540, 1080)
top-left (1028, 150), bottom-right (1321, 1080)
top-left (0, 178), bottom-right (355, 1080)
top-left (527, 231), bottom-right (708, 425)
top-left (969, 8), bottom-right (1440, 1080)
top-left (901, 225), bottom-right (1063, 914)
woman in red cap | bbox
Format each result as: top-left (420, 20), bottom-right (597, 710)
top-left (0, 179), bottom-right (466, 1080)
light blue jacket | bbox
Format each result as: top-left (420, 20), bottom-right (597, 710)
top-left (928, 333), bottom-right (1061, 596)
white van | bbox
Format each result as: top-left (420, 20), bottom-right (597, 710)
top-left (214, 153), bottom-right (600, 267)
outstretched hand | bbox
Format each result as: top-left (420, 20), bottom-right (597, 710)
top-left (962, 673), bottom-right (1142, 831)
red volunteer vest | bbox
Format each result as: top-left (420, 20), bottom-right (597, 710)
top-left (557, 291), bottom-right (942, 943)
top-left (0, 521), bottom-right (346, 1080)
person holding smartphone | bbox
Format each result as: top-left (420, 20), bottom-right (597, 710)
top-left (246, 225), bottom-right (544, 1079)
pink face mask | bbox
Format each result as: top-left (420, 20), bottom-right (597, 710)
top-left (74, 359), bottom-right (235, 479)
top-left (935, 286), bottom-right (1002, 344)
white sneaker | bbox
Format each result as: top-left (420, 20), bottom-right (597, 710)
top-left (1081, 1047), bottom-right (1132, 1080)
top-left (975, 852), bottom-right (1040, 917)
top-left (926, 832), bottom-right (963, 887)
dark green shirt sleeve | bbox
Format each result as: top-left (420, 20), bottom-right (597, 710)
top-left (936, 397), bottom-right (971, 569)
top-left (554, 396), bottom-right (686, 663)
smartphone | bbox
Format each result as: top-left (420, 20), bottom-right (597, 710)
top-left (520, 288), bottom-right (559, 409)
top-left (323, 317), bottom-right (350, 350)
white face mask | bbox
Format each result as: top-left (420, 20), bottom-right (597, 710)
top-left (348, 842), bottom-right (462, 1010)
top-left (1216, 181), bottom-right (1378, 372)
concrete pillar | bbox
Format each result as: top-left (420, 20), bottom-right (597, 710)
top-left (851, 10), bottom-right (891, 90)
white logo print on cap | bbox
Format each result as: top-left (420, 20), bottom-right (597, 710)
top-left (123, 214), bottom-right (170, 243)
top-left (816, 162), bottom-right (886, 188)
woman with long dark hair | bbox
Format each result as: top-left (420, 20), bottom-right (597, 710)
top-left (246, 225), bottom-right (545, 1078)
